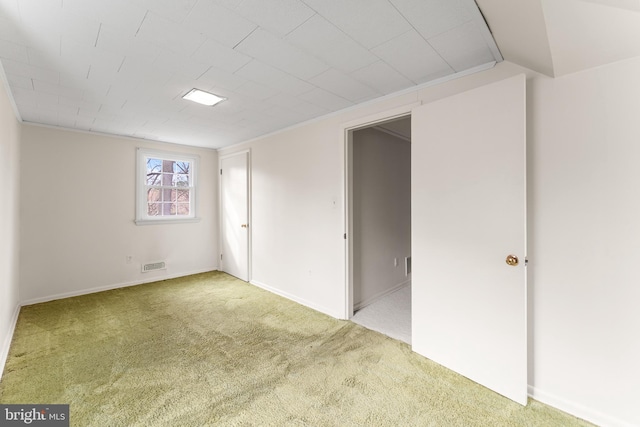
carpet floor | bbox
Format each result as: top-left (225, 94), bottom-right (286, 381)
top-left (0, 271), bottom-right (593, 426)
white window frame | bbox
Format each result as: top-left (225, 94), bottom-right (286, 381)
top-left (136, 148), bottom-right (200, 225)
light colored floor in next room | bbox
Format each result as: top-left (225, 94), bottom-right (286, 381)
top-left (351, 284), bottom-right (411, 344)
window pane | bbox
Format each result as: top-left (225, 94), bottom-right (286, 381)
top-left (176, 203), bottom-right (190, 215)
top-left (162, 160), bottom-right (174, 173)
top-left (174, 174), bottom-right (189, 187)
top-left (146, 158), bottom-right (162, 185)
top-left (148, 203), bottom-right (161, 216)
top-left (177, 189), bottom-right (189, 202)
top-left (147, 188), bottom-right (161, 202)
top-left (162, 188), bottom-right (174, 203)
top-left (174, 161), bottom-right (190, 174)
top-left (161, 172), bottom-right (174, 186)
top-left (162, 203), bottom-right (174, 216)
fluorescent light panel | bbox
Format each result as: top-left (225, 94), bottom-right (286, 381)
top-left (183, 89), bottom-right (226, 106)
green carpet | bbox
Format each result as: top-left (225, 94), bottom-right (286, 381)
top-left (1, 271), bottom-right (592, 426)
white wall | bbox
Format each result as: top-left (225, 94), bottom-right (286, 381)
top-left (19, 125), bottom-right (219, 303)
top-left (219, 59), bottom-right (640, 426)
top-left (353, 127), bottom-right (411, 309)
top-left (0, 73), bottom-right (21, 378)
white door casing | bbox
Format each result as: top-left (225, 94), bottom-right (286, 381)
top-left (220, 151), bottom-right (250, 282)
top-left (411, 74), bottom-right (527, 404)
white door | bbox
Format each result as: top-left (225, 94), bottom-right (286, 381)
top-left (220, 151), bottom-right (249, 281)
top-left (411, 74), bottom-right (527, 404)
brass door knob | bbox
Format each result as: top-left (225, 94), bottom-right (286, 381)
top-left (505, 254), bottom-right (519, 266)
top-left (241, 224), bottom-right (248, 228)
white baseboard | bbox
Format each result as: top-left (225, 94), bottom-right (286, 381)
top-left (250, 279), bottom-right (343, 319)
top-left (354, 280), bottom-right (411, 312)
top-left (528, 385), bottom-right (634, 427)
top-left (0, 303), bottom-right (21, 382)
top-left (20, 268), bottom-right (217, 306)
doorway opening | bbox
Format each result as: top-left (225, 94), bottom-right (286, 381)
top-left (346, 115), bottom-right (412, 344)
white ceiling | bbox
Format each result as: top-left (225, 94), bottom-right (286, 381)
top-left (0, 0), bottom-right (501, 148)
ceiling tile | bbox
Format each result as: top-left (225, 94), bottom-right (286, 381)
top-left (235, 28), bottom-right (329, 80)
top-left (372, 30), bottom-right (453, 83)
top-left (5, 72), bottom-right (32, 90)
top-left (197, 66), bottom-right (249, 91)
top-left (63, 0), bottom-right (148, 37)
top-left (310, 68), bottom-right (378, 102)
top-left (233, 0), bottom-right (315, 37)
top-left (0, 16), bottom-right (25, 45)
top-left (183, 1), bottom-right (257, 48)
top-left (234, 60), bottom-right (315, 96)
top-left (96, 26), bottom-right (162, 61)
top-left (153, 50), bottom-right (210, 80)
top-left (389, 0), bottom-right (471, 39)
top-left (32, 79), bottom-right (83, 99)
top-left (428, 21), bottom-right (495, 72)
top-left (135, 11), bottom-right (205, 56)
top-left (0, 39), bottom-right (28, 62)
top-left (1, 58), bottom-right (59, 84)
top-left (285, 14), bottom-right (378, 73)
top-left (302, 0), bottom-right (411, 49)
top-left (350, 60), bottom-right (414, 95)
top-left (132, 0), bottom-right (199, 23)
top-left (191, 39), bottom-right (252, 74)
top-left (298, 87), bottom-right (352, 111)
top-left (234, 81), bottom-right (280, 100)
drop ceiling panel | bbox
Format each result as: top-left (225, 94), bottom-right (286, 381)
top-left (350, 60), bottom-right (414, 95)
top-left (232, 0), bottom-right (315, 37)
top-left (234, 60), bottom-right (315, 96)
top-left (428, 21), bottom-right (496, 72)
top-left (182, 1), bottom-right (257, 48)
top-left (389, 0), bottom-right (471, 39)
top-left (235, 28), bottom-right (329, 80)
top-left (310, 68), bottom-right (379, 102)
top-left (302, 0), bottom-right (411, 49)
top-left (285, 14), bottom-right (378, 73)
top-left (191, 39), bottom-right (252, 74)
top-left (135, 12), bottom-right (205, 56)
top-left (0, 0), bottom-right (502, 148)
top-left (372, 30), bottom-right (453, 83)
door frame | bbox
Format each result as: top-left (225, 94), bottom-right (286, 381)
top-left (218, 149), bottom-right (252, 282)
top-left (341, 103), bottom-right (419, 320)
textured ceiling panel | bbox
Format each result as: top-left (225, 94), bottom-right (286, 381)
top-left (0, 0), bottom-right (502, 148)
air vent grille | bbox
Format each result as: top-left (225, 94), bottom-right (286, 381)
top-left (142, 261), bottom-right (166, 272)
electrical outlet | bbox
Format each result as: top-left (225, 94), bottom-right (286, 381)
top-left (126, 255), bottom-right (132, 264)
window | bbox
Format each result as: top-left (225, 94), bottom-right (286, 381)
top-left (136, 148), bottom-right (199, 224)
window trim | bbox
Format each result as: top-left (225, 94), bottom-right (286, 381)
top-left (135, 148), bottom-right (200, 225)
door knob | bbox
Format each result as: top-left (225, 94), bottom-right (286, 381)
top-left (505, 254), bottom-right (519, 266)
top-left (241, 224), bottom-right (248, 228)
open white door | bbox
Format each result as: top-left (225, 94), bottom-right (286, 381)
top-left (411, 74), bottom-right (527, 404)
top-left (220, 151), bottom-right (249, 282)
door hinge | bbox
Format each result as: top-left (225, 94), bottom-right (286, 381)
top-left (344, 233), bottom-right (347, 240)
top-left (220, 169), bottom-right (222, 175)
top-left (220, 254), bottom-right (223, 260)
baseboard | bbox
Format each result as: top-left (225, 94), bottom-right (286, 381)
top-left (250, 279), bottom-right (343, 319)
top-left (20, 268), bottom-right (218, 306)
top-left (354, 280), bottom-right (411, 312)
top-left (0, 303), bottom-right (21, 382)
top-left (528, 385), bottom-right (634, 427)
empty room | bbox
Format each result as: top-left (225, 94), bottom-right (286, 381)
top-left (1, 0), bottom-right (638, 426)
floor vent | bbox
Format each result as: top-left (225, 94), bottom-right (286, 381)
top-left (142, 261), bottom-right (166, 273)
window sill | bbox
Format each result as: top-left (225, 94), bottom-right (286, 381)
top-left (135, 217), bottom-right (201, 226)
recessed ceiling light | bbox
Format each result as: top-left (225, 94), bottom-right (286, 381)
top-left (182, 89), bottom-right (226, 106)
